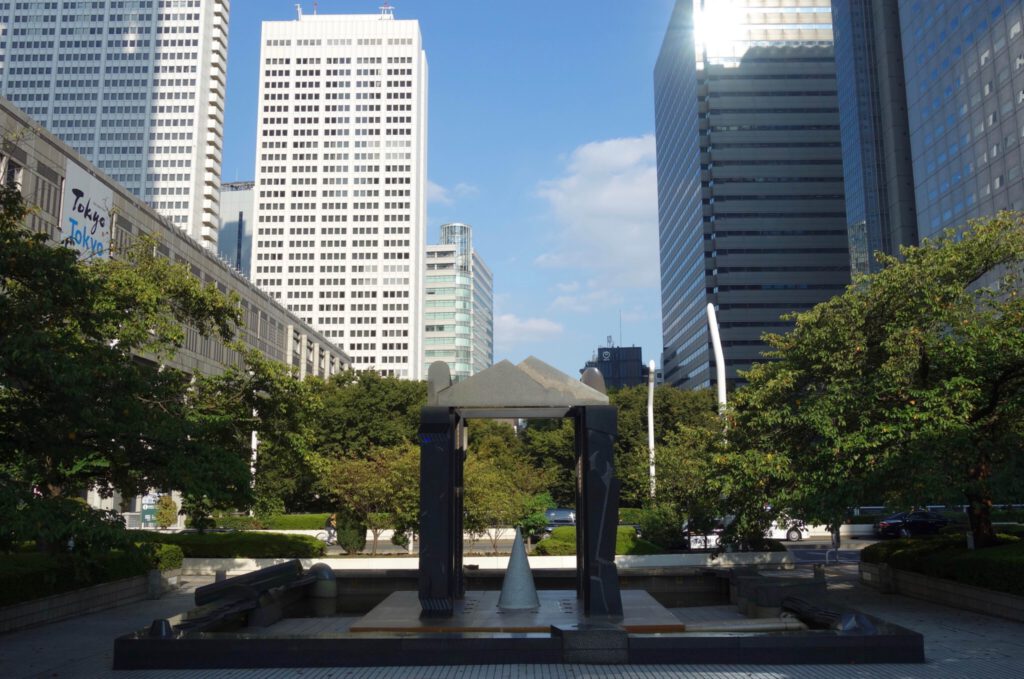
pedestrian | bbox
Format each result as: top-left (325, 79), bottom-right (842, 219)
top-left (325, 512), bottom-right (337, 546)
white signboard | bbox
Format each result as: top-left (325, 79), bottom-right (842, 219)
top-left (60, 161), bottom-right (112, 259)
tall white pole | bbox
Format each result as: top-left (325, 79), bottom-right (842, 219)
top-left (647, 359), bottom-right (656, 500)
top-left (706, 303), bottom-right (727, 412)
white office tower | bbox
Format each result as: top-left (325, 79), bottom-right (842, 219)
top-left (251, 6), bottom-right (427, 379)
top-left (424, 223), bottom-right (493, 381)
top-left (0, 0), bottom-right (230, 249)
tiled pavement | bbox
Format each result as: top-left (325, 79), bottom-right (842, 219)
top-left (2, 565), bottom-right (1022, 679)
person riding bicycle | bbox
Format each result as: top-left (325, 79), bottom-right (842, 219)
top-left (324, 513), bottom-right (337, 546)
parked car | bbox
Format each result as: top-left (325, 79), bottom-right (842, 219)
top-left (544, 507), bottom-right (575, 534)
top-left (767, 520), bottom-right (810, 542)
top-left (681, 517), bottom-right (726, 550)
top-left (874, 510), bottom-right (950, 538)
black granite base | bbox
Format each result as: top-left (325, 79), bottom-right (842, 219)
top-left (113, 617), bottom-right (924, 669)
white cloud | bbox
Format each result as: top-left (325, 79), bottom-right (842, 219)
top-left (427, 180), bottom-right (452, 205)
top-left (427, 180), bottom-right (479, 205)
top-left (494, 313), bottom-right (563, 352)
top-left (536, 134), bottom-right (659, 288)
top-left (453, 182), bottom-right (479, 197)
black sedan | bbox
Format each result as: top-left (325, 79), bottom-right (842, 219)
top-left (874, 511), bottom-right (950, 538)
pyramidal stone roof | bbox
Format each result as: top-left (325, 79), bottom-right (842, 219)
top-left (428, 356), bottom-right (608, 409)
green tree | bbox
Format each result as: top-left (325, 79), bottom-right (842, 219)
top-left (309, 370), bottom-right (425, 461)
top-left (730, 213), bottom-right (1024, 547)
top-left (609, 385), bottom-right (718, 507)
top-left (0, 186), bottom-right (242, 507)
top-left (155, 495), bottom-right (178, 529)
top-left (521, 419), bottom-right (576, 506)
top-left (319, 443), bottom-right (418, 554)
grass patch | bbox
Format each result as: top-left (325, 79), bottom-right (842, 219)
top-left (862, 533), bottom-right (1024, 597)
top-left (134, 530), bottom-right (325, 558)
top-left (534, 526), bottom-right (662, 556)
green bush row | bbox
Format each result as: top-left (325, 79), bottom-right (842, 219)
top-left (134, 530), bottom-right (325, 558)
top-left (534, 526), bottom-right (662, 556)
top-left (862, 534), bottom-right (1024, 597)
top-left (0, 548), bottom-right (151, 607)
top-left (205, 513), bottom-right (331, 531)
top-left (617, 508), bottom-right (645, 525)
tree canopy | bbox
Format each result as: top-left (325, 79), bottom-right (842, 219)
top-left (728, 213), bottom-right (1024, 546)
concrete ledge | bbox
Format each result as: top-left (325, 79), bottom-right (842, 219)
top-left (0, 574), bottom-right (148, 634)
top-left (180, 551), bottom-right (795, 575)
top-left (860, 562), bottom-right (1024, 622)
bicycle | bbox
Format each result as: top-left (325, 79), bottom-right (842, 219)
top-left (315, 529), bottom-right (337, 546)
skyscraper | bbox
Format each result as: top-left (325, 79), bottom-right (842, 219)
top-left (218, 181), bottom-right (254, 277)
top-left (0, 1), bottom-right (229, 249)
top-left (424, 222), bottom-right (493, 382)
top-left (655, 0), bottom-right (851, 390)
top-left (250, 6), bottom-right (427, 379)
top-left (832, 0), bottom-right (918, 275)
top-left (898, 0), bottom-right (1024, 241)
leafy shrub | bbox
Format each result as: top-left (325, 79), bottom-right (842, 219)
top-left (862, 533), bottom-right (1024, 596)
top-left (0, 548), bottom-right (151, 607)
top-left (639, 504), bottom-right (686, 550)
top-left (7, 496), bottom-right (133, 555)
top-left (335, 509), bottom-right (366, 555)
top-left (134, 531), bottom-right (325, 558)
top-left (155, 496), bottom-right (178, 529)
top-left (142, 542), bottom-right (184, 571)
top-left (534, 526), bottom-right (662, 556)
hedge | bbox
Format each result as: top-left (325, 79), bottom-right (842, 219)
top-left (134, 530), bottom-right (325, 558)
top-left (0, 549), bottom-right (151, 607)
top-left (534, 526), bottom-right (662, 556)
top-left (206, 513), bottom-right (331, 530)
top-left (617, 508), bottom-right (645, 525)
top-left (862, 533), bottom-right (1024, 597)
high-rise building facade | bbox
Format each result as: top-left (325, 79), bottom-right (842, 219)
top-left (0, 0), bottom-right (229, 249)
top-left (832, 0), bottom-right (918, 274)
top-left (580, 345), bottom-right (649, 390)
top-left (424, 222), bottom-right (493, 382)
top-left (655, 0), bottom-right (851, 390)
top-left (218, 181), bottom-right (254, 277)
top-left (250, 7), bottom-right (427, 378)
top-left (899, 0), bottom-right (1024, 241)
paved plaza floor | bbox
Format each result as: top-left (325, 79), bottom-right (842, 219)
top-left (1, 565), bottom-right (1022, 679)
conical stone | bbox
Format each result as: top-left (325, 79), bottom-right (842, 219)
top-left (497, 527), bottom-right (540, 611)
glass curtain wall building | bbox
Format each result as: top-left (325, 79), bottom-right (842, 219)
top-left (424, 222), bottom-right (493, 382)
top-left (899, 0), bottom-right (1024, 240)
top-left (655, 0), bottom-right (851, 390)
top-left (832, 0), bottom-right (918, 274)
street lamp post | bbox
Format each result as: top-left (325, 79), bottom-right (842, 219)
top-left (647, 359), bottom-right (656, 500)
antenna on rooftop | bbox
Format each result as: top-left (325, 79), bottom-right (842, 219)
top-left (295, 3), bottom-right (302, 20)
top-left (313, 1), bottom-right (318, 15)
top-left (380, 1), bottom-right (395, 19)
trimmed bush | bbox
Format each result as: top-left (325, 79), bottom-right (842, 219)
top-left (144, 542), bottom-right (184, 571)
top-left (0, 548), bottom-right (151, 607)
top-left (134, 531), bottom-right (325, 558)
top-left (534, 526), bottom-right (662, 556)
top-left (862, 533), bottom-right (1024, 597)
top-left (209, 514), bottom-right (264, 530)
top-left (261, 513), bottom-right (330, 530)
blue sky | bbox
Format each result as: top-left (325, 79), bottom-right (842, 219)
top-left (222, 0), bottom-right (676, 378)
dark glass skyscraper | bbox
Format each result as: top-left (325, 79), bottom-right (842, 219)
top-left (655, 0), bottom-right (851, 390)
top-left (832, 0), bottom-right (918, 274)
top-left (899, 0), bottom-right (1024, 240)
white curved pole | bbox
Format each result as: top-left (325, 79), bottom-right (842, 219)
top-left (647, 359), bottom-right (656, 500)
top-left (706, 303), bottom-right (727, 412)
